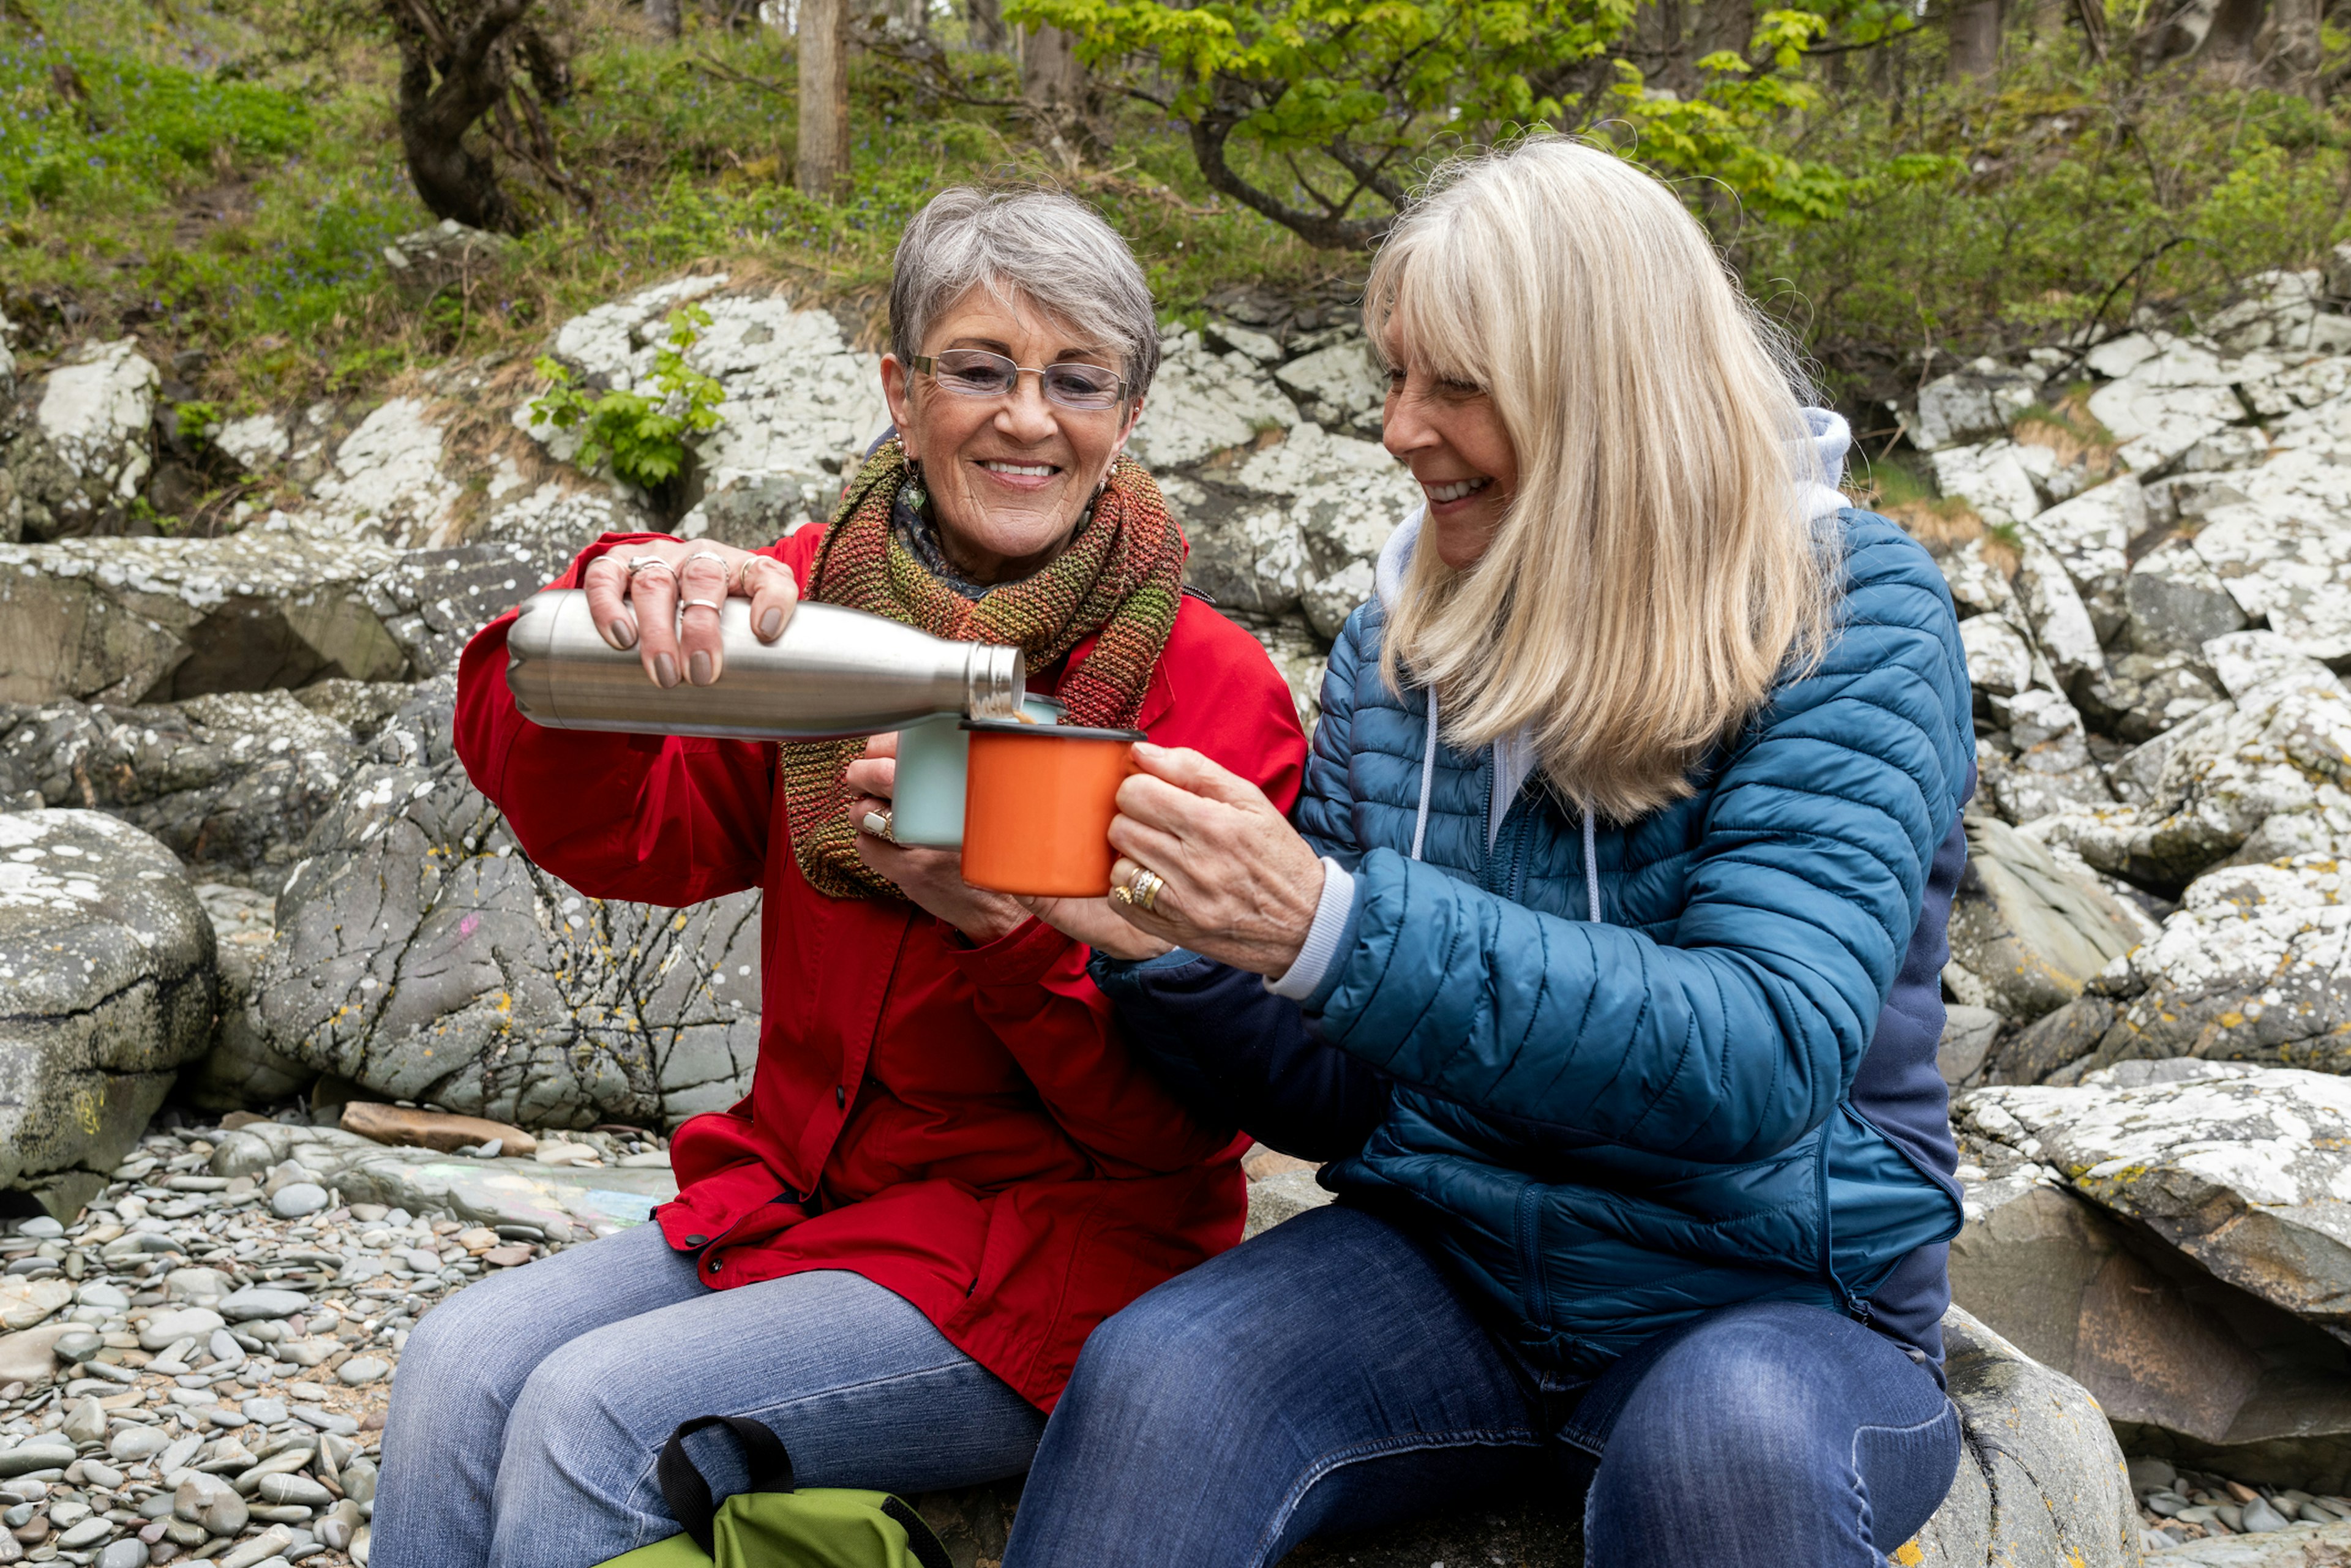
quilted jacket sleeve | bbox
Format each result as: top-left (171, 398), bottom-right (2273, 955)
top-left (1292, 607), bottom-right (1365, 865)
top-left (1310, 519), bottom-right (1973, 1165)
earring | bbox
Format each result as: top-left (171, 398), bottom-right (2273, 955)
top-left (902, 458), bottom-right (928, 517)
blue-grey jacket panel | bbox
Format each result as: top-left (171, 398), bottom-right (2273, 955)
top-left (1289, 509), bottom-right (1973, 1378)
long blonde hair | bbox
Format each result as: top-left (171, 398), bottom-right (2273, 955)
top-left (1368, 137), bottom-right (1837, 822)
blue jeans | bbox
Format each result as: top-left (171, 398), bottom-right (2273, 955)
top-left (1003, 1204), bottom-right (1960, 1568)
top-left (372, 1222), bottom-right (1044, 1568)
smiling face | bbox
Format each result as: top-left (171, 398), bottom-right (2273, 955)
top-left (1379, 321), bottom-right (1520, 572)
top-left (880, 288), bottom-right (1142, 585)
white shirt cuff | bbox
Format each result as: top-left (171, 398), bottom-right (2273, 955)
top-left (1264, 858), bottom-right (1355, 1002)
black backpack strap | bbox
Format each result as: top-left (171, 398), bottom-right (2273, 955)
top-left (878, 1496), bottom-right (954, 1568)
top-left (656, 1416), bottom-right (798, 1556)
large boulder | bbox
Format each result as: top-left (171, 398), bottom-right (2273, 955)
top-left (2021, 475), bottom-right (2144, 643)
top-left (2085, 336), bottom-right (2268, 475)
top-left (1946, 815), bottom-right (2152, 1030)
top-left (1956, 1063), bottom-right (2351, 1489)
top-left (2186, 386), bottom-right (2351, 665)
top-left (0, 688), bottom-right (373, 882)
top-left (250, 681), bottom-right (762, 1130)
top-left (1906, 1306), bottom-right (2144, 1568)
top-left (1955, 1165), bottom-right (2351, 1498)
top-left (2033, 633), bottom-right (2351, 888)
top-left (0, 809), bottom-right (216, 1215)
top-left (1913, 364), bottom-right (2039, 452)
top-left (2038, 855), bottom-right (2348, 1078)
top-left (1129, 329), bottom-right (1300, 471)
top-left (0, 517), bottom-right (410, 705)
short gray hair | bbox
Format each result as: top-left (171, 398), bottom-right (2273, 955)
top-left (890, 186), bottom-right (1161, 402)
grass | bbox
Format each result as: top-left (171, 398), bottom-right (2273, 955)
top-left (0, 0), bottom-right (1341, 410)
top-left (1, 0), bottom-right (2347, 430)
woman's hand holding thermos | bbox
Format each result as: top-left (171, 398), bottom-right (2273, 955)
top-left (580, 539), bottom-right (802, 689)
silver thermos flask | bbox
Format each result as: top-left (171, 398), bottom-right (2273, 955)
top-left (506, 589), bottom-right (1027, 740)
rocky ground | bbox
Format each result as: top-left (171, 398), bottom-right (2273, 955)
top-left (9, 226), bottom-right (2351, 1561)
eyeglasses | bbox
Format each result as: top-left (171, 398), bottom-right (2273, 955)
top-left (912, 350), bottom-right (1129, 411)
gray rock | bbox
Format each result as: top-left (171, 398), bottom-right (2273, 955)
top-left (57, 1397), bottom-right (102, 1443)
top-left (0, 810), bottom-right (216, 1216)
top-left (0, 1443), bottom-right (75, 1477)
top-left (1932, 441), bottom-right (2045, 528)
top-left (1958, 615), bottom-right (2034, 700)
top-left (1946, 816), bottom-right (2150, 1026)
top-left (2020, 475), bottom-right (2143, 642)
top-left (98, 1539), bottom-right (146, 1568)
top-left (217, 1521), bottom-right (291, 1568)
top-left (0, 519), bottom-right (410, 707)
top-left (336, 1356), bottom-right (388, 1386)
top-left (271, 1183), bottom-right (329, 1219)
top-left (1938, 1005), bottom-right (2005, 1086)
top-left (1242, 1169), bottom-right (1335, 1241)
top-left (219, 1288), bottom-right (310, 1323)
top-left (2136, 569), bottom-right (2249, 688)
top-left (1905, 1306), bottom-right (2142, 1567)
top-left (1128, 332), bottom-right (1297, 470)
top-left (1954, 1152), bottom-right (2351, 1491)
top-left (1913, 366), bottom-right (2039, 452)
top-left (180, 883), bottom-right (312, 1112)
top-left (2086, 337), bottom-right (2259, 474)
top-left (0, 691), bottom-right (366, 879)
top-left (1965, 1065), bottom-right (2351, 1354)
top-left (2035, 634), bottom-right (2351, 887)
top-left (6, 340), bottom-right (157, 540)
top-left (257, 1472), bottom-right (331, 1507)
top-left (1272, 337), bottom-right (1384, 437)
top-left (2075, 649), bottom-right (2225, 744)
top-left (252, 682), bottom-right (763, 1130)
top-left (138, 1307), bottom-right (224, 1350)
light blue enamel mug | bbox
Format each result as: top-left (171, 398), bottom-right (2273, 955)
top-left (889, 695), bottom-right (1067, 847)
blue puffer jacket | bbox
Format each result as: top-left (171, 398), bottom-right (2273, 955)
top-left (1104, 503), bottom-right (1976, 1381)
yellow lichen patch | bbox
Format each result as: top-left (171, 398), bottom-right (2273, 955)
top-left (1890, 1540), bottom-right (1924, 1565)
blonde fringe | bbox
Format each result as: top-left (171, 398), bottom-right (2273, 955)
top-left (1368, 137), bottom-right (1837, 823)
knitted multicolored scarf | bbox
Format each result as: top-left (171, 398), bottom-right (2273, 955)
top-left (781, 437), bottom-right (1188, 900)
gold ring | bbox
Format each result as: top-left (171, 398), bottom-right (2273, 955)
top-left (1126, 866), bottom-right (1164, 914)
top-left (860, 809), bottom-right (894, 842)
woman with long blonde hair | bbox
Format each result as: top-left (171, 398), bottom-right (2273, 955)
top-left (1003, 137), bottom-right (1976, 1565)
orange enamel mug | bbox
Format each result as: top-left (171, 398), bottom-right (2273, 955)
top-left (959, 719), bottom-right (1143, 896)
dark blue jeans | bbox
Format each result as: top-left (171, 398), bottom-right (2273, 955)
top-left (1003, 1204), bottom-right (1960, 1568)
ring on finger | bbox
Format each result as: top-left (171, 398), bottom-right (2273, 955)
top-left (735, 554), bottom-right (784, 594)
top-left (860, 808), bottom-right (894, 842)
top-left (1123, 866), bottom-right (1166, 914)
top-left (683, 549), bottom-right (731, 575)
top-left (624, 555), bottom-right (677, 580)
top-left (680, 596), bottom-right (726, 613)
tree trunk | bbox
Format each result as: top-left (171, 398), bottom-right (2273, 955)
top-left (1694, 0), bottom-right (1753, 66)
top-left (386, 0), bottom-right (536, 235)
top-left (2262, 0), bottom-right (2320, 94)
top-left (647, 0), bottom-right (681, 36)
top-left (1946, 0), bottom-right (2003, 80)
top-left (795, 0), bottom-right (851, 200)
top-left (2198, 0), bottom-right (2267, 78)
top-left (1022, 24), bottom-right (1098, 155)
top-left (966, 0), bottom-right (1005, 51)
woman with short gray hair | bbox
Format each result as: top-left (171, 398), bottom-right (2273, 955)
top-left (370, 186), bottom-right (1307, 1568)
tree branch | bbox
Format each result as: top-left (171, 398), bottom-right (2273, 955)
top-left (1188, 88), bottom-right (1390, 249)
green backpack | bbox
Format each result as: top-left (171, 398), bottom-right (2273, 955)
top-left (596, 1416), bottom-right (954, 1568)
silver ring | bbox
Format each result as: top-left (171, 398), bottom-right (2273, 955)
top-left (624, 555), bottom-right (677, 579)
top-left (860, 809), bottom-right (894, 841)
top-left (683, 550), bottom-right (731, 571)
top-left (1125, 866), bottom-right (1164, 914)
top-left (678, 596), bottom-right (724, 613)
top-left (737, 554), bottom-right (787, 594)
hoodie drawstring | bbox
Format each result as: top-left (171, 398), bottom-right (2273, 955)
top-left (1411, 688), bottom-right (1603, 924)
top-left (1410, 685), bottom-right (1438, 863)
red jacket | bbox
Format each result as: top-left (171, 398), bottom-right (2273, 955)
top-left (453, 527), bottom-right (1307, 1409)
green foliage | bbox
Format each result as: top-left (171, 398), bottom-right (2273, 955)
top-left (1007, 0), bottom-right (1915, 242)
top-left (173, 400), bottom-right (221, 446)
top-left (530, 306), bottom-right (726, 492)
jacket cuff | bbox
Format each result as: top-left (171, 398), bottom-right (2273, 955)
top-left (948, 915), bottom-right (1074, 987)
top-left (1265, 858), bottom-right (1357, 1008)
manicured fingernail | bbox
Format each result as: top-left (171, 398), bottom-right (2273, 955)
top-left (653, 653), bottom-right (679, 689)
top-left (607, 619), bottom-right (637, 650)
top-left (759, 608), bottom-right (783, 639)
top-left (688, 651), bottom-right (713, 686)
